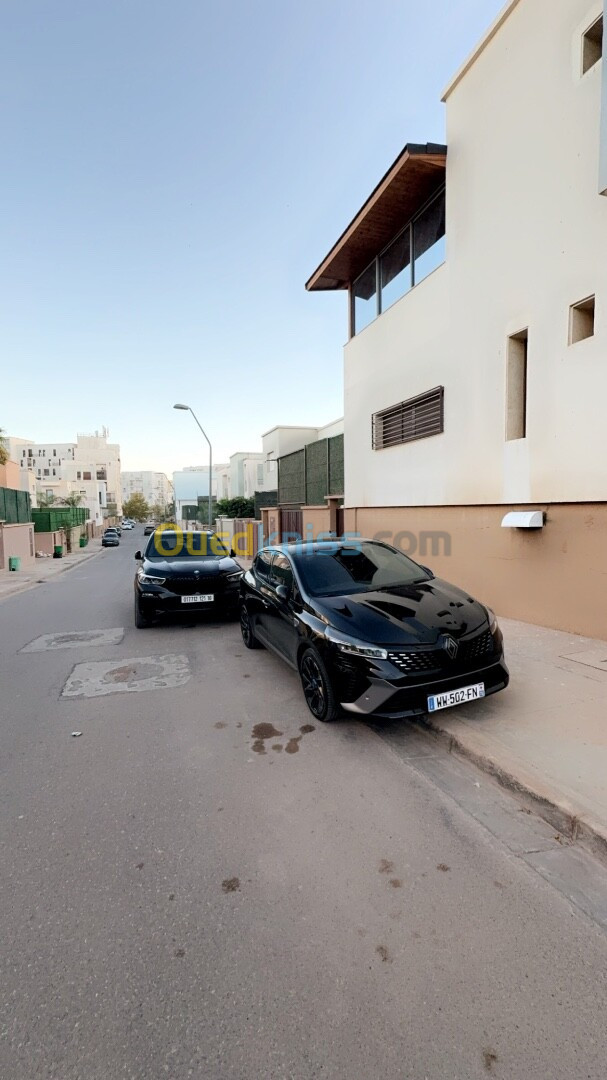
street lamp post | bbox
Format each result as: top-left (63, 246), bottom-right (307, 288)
top-left (173, 404), bottom-right (213, 529)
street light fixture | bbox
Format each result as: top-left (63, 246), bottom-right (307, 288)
top-left (173, 404), bottom-right (213, 529)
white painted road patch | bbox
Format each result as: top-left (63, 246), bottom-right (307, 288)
top-left (22, 628), bottom-right (125, 653)
top-left (61, 654), bottom-right (190, 698)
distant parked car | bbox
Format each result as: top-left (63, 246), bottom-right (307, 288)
top-left (239, 539), bottom-right (509, 722)
top-left (102, 529), bottom-right (120, 548)
top-left (143, 524), bottom-right (155, 536)
top-left (121, 520), bottom-right (134, 530)
top-left (133, 529), bottom-right (242, 628)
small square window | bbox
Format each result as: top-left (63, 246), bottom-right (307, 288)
top-left (569, 295), bottom-right (595, 343)
top-left (582, 15), bottom-right (603, 74)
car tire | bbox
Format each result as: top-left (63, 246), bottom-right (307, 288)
top-left (240, 604), bottom-right (263, 649)
top-left (298, 646), bottom-right (340, 722)
top-left (134, 593), bottom-right (152, 629)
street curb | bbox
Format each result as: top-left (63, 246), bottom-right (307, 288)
top-left (416, 714), bottom-right (607, 867)
top-left (0, 547), bottom-right (103, 604)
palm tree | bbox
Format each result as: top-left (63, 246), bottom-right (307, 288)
top-left (59, 493), bottom-right (83, 508)
top-left (37, 492), bottom-right (57, 508)
top-left (0, 428), bottom-right (9, 466)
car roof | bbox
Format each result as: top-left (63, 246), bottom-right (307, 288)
top-left (260, 538), bottom-right (377, 557)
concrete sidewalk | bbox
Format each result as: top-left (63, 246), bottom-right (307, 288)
top-left (0, 539), bottom-right (103, 602)
top-left (420, 616), bottom-right (607, 861)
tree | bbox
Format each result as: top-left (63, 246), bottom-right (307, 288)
top-left (122, 492), bottom-right (150, 521)
top-left (215, 497), bottom-right (255, 519)
top-left (150, 501), bottom-right (169, 522)
top-left (59, 493), bottom-right (83, 507)
top-left (37, 492), bottom-right (57, 508)
top-left (0, 428), bottom-right (9, 466)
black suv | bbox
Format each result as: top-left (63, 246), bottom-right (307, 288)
top-left (134, 530), bottom-right (243, 627)
top-left (239, 539), bottom-right (509, 722)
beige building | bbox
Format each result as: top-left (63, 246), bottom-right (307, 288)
top-left (8, 431), bottom-right (121, 524)
top-left (307, 0), bottom-right (607, 638)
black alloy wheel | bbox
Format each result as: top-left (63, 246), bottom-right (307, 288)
top-left (240, 604), bottom-right (263, 649)
top-left (299, 647), bottom-right (339, 722)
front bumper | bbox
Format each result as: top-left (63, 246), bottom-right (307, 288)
top-left (339, 656), bottom-right (509, 718)
top-left (136, 582), bottom-right (240, 615)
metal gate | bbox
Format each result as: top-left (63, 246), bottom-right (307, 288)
top-left (281, 509), bottom-right (303, 541)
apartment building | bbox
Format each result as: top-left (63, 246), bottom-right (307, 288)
top-left (7, 431), bottom-right (121, 524)
top-left (121, 471), bottom-right (171, 510)
top-left (307, 0), bottom-right (607, 638)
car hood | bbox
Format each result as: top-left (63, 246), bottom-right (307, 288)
top-left (312, 577), bottom-right (489, 646)
top-left (141, 556), bottom-right (238, 577)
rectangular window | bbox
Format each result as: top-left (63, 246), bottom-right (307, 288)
top-left (53, 449), bottom-right (56, 456)
top-left (582, 15), bottom-right (603, 74)
top-left (43, 468), bottom-right (49, 476)
top-left (380, 228), bottom-right (412, 312)
top-left (506, 329), bottom-right (528, 441)
top-left (353, 262), bottom-right (377, 334)
top-left (83, 471), bottom-right (92, 480)
top-left (77, 471), bottom-right (81, 479)
top-left (413, 191), bottom-right (446, 285)
top-left (372, 386), bottom-right (444, 450)
top-left (569, 295), bottom-right (595, 343)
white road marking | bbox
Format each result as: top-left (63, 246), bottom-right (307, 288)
top-left (61, 654), bottom-right (191, 698)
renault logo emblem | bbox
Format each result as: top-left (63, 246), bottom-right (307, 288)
top-left (443, 636), bottom-right (458, 660)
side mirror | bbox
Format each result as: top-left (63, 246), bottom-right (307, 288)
top-left (134, 551), bottom-right (142, 561)
top-left (275, 584), bottom-right (290, 602)
top-left (230, 548), bottom-right (237, 558)
top-left (420, 566), bottom-right (433, 577)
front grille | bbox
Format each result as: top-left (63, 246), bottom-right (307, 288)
top-left (388, 629), bottom-right (496, 675)
top-left (166, 574), bottom-right (219, 596)
top-left (458, 629), bottom-right (495, 664)
top-left (388, 650), bottom-right (442, 674)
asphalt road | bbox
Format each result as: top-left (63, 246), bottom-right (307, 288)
top-left (1, 533), bottom-right (607, 1080)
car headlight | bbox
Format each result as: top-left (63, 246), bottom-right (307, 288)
top-left (325, 627), bottom-right (388, 661)
top-left (486, 607), bottom-right (498, 634)
top-left (226, 570), bottom-right (244, 582)
top-left (138, 571), bottom-right (166, 585)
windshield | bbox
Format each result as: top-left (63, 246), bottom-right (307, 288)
top-left (145, 531), bottom-right (230, 559)
top-left (293, 542), bottom-right (431, 597)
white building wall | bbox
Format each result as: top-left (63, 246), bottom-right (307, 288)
top-left (121, 471), bottom-right (171, 508)
top-left (345, 0), bottom-right (607, 508)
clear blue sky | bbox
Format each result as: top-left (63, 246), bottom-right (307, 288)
top-left (1, 0), bottom-right (503, 474)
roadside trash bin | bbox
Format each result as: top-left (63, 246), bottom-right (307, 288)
top-left (8, 556), bottom-right (20, 571)
top-left (53, 545), bottom-right (64, 559)
top-left (79, 537), bottom-right (87, 548)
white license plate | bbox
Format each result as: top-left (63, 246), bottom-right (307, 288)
top-left (181, 593), bottom-right (214, 604)
top-left (427, 682), bottom-right (485, 712)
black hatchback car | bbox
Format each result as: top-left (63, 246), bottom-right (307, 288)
top-left (102, 528), bottom-right (120, 548)
top-left (134, 530), bottom-right (243, 627)
top-left (239, 539), bottom-right (509, 722)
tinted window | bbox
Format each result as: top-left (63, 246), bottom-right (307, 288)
top-left (145, 531), bottom-right (229, 559)
top-left (413, 191), bottom-right (445, 285)
top-left (255, 549), bottom-right (274, 582)
top-left (271, 554), bottom-right (293, 590)
top-left (353, 261), bottom-right (377, 334)
top-left (293, 543), bottom-right (430, 597)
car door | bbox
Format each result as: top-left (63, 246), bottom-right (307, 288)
top-left (248, 549), bottom-right (275, 640)
top-left (264, 553), bottom-right (300, 666)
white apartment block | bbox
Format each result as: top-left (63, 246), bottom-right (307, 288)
top-left (121, 471), bottom-right (171, 510)
top-left (7, 431), bottom-right (122, 524)
top-left (307, 0), bottom-right (607, 639)
top-left (261, 422), bottom-right (343, 493)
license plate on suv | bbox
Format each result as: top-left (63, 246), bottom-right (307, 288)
top-left (427, 682), bottom-right (485, 712)
top-left (181, 594), bottom-right (214, 604)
